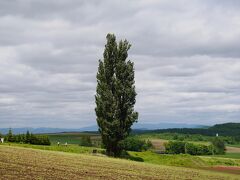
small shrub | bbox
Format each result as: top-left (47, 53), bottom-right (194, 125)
top-left (164, 141), bottom-right (186, 154)
top-left (185, 143), bottom-right (212, 155)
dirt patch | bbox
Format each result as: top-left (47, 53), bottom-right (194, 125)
top-left (226, 146), bottom-right (240, 153)
top-left (150, 139), bottom-right (168, 151)
top-left (209, 166), bottom-right (240, 175)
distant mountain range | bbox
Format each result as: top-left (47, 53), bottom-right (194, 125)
top-left (0, 123), bottom-right (207, 134)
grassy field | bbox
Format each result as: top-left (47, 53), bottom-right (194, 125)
top-left (129, 151), bottom-right (240, 167)
top-left (146, 138), bottom-right (240, 154)
top-left (35, 132), bottom-right (240, 165)
top-left (228, 144), bottom-right (240, 148)
top-left (0, 145), bottom-right (239, 180)
top-left (210, 153), bottom-right (240, 159)
top-left (47, 132), bottom-right (101, 145)
top-left (1, 142), bottom-right (104, 154)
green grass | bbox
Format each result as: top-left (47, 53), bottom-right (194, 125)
top-left (227, 144), bottom-right (240, 148)
top-left (128, 151), bottom-right (240, 167)
top-left (210, 153), bottom-right (240, 159)
top-left (200, 156), bottom-right (240, 166)
top-left (1, 142), bottom-right (103, 154)
top-left (128, 151), bottom-right (207, 167)
top-left (0, 145), bottom-right (239, 179)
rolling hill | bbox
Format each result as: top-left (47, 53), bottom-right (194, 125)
top-left (146, 122), bottom-right (240, 137)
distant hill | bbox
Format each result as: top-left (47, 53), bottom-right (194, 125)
top-left (1, 122), bottom-right (238, 136)
top-left (148, 122), bottom-right (240, 137)
top-left (209, 123), bottom-right (240, 131)
top-left (0, 123), bottom-right (205, 134)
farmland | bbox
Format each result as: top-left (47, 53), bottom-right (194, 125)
top-left (0, 145), bottom-right (239, 180)
top-left (47, 132), bottom-right (101, 146)
top-left (2, 142), bottom-right (240, 169)
top-left (1, 129), bottom-right (240, 179)
top-left (46, 132), bottom-right (240, 161)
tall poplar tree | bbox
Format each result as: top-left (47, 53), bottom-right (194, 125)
top-left (95, 34), bottom-right (138, 157)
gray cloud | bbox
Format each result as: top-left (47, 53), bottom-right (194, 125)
top-left (0, 0), bottom-right (239, 128)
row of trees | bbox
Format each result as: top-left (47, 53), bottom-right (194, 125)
top-left (4, 129), bottom-right (50, 145)
top-left (164, 138), bottom-right (226, 155)
top-left (152, 123), bottom-right (240, 139)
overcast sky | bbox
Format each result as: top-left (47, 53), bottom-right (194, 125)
top-left (0, 0), bottom-right (240, 128)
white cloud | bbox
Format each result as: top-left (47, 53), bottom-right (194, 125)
top-left (0, 0), bottom-right (239, 127)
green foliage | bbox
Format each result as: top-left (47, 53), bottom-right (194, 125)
top-left (165, 141), bottom-right (213, 155)
top-left (95, 34), bottom-right (138, 157)
top-left (15, 134), bottom-right (26, 143)
top-left (185, 143), bottom-right (212, 155)
top-left (121, 136), bottom-right (152, 152)
top-left (25, 130), bottom-right (30, 143)
top-left (79, 135), bottom-right (92, 147)
top-left (138, 132), bottom-right (212, 142)
top-left (211, 137), bottom-right (226, 155)
top-left (4, 130), bottom-right (50, 145)
top-left (165, 141), bottom-right (186, 154)
top-left (30, 135), bottom-right (51, 145)
top-left (6, 129), bottom-right (15, 142)
top-left (234, 136), bottom-right (240, 142)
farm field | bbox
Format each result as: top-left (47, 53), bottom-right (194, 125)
top-left (1, 142), bottom-right (104, 154)
top-left (0, 145), bottom-right (239, 180)
top-left (146, 138), bottom-right (240, 152)
top-left (1, 142), bottom-right (240, 169)
top-left (226, 146), bottom-right (240, 153)
top-left (45, 133), bottom-right (240, 162)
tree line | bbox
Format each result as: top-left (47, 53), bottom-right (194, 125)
top-left (164, 137), bottom-right (226, 155)
top-left (149, 123), bottom-right (240, 138)
top-left (1, 129), bottom-right (50, 145)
